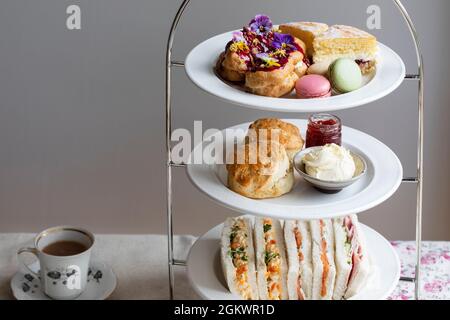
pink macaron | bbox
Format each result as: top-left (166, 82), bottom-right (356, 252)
top-left (295, 74), bottom-right (332, 99)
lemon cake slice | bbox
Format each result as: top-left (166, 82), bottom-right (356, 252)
top-left (313, 25), bottom-right (378, 73)
top-left (279, 22), bottom-right (329, 57)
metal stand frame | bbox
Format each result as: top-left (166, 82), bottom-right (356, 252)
top-left (165, 0), bottom-right (424, 300)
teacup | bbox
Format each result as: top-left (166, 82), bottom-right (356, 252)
top-left (17, 226), bottom-right (94, 300)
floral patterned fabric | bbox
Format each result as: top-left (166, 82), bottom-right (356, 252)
top-left (389, 241), bottom-right (450, 300)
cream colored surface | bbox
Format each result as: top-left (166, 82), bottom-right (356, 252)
top-left (0, 233), bottom-right (199, 300)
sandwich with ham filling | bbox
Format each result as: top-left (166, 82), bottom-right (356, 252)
top-left (333, 214), bottom-right (371, 299)
top-left (221, 217), bottom-right (259, 300)
top-left (284, 220), bottom-right (313, 300)
top-left (254, 217), bottom-right (288, 300)
top-left (310, 219), bottom-right (336, 300)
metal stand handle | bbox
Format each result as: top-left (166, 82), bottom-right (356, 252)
top-left (393, 0), bottom-right (424, 300)
top-left (165, 0), bottom-right (424, 300)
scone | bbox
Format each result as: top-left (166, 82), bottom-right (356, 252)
top-left (226, 139), bottom-right (294, 199)
top-left (279, 22), bottom-right (329, 57)
top-left (313, 25), bottom-right (378, 74)
top-left (247, 118), bottom-right (304, 161)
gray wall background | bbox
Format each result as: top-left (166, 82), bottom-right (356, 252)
top-left (0, 0), bottom-right (449, 240)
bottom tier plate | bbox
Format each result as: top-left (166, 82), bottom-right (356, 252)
top-left (187, 221), bottom-right (400, 300)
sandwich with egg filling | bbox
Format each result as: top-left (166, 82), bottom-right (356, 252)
top-left (310, 219), bottom-right (336, 300)
top-left (254, 217), bottom-right (288, 300)
top-left (284, 220), bottom-right (313, 300)
top-left (332, 215), bottom-right (371, 300)
top-left (221, 217), bottom-right (259, 300)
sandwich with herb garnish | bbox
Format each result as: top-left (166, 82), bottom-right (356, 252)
top-left (254, 217), bottom-right (288, 300)
top-left (221, 217), bottom-right (259, 300)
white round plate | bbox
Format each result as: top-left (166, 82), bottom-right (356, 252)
top-left (185, 30), bottom-right (405, 113)
top-left (187, 221), bottom-right (400, 300)
top-left (11, 260), bottom-right (117, 300)
top-left (186, 119), bottom-right (403, 220)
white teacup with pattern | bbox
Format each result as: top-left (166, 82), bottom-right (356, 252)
top-left (17, 226), bottom-right (94, 300)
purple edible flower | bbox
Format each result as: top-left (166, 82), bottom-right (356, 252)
top-left (232, 31), bottom-right (245, 43)
top-left (272, 32), bottom-right (297, 51)
top-left (249, 15), bottom-right (273, 35)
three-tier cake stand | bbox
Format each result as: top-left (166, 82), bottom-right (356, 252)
top-left (165, 0), bottom-right (424, 300)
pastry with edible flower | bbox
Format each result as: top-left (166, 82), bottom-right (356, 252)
top-left (245, 51), bottom-right (301, 97)
top-left (230, 31), bottom-right (249, 52)
top-left (217, 31), bottom-right (252, 82)
top-left (245, 32), bottom-right (306, 97)
top-left (272, 32), bottom-right (308, 78)
top-left (216, 14), bottom-right (308, 97)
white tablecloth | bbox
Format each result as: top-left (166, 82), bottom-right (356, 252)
top-left (0, 233), bottom-right (200, 300)
top-left (1, 234), bottom-right (448, 300)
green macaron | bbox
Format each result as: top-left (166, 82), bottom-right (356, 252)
top-left (329, 58), bottom-right (363, 93)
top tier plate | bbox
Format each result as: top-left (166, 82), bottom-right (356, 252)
top-left (185, 30), bottom-right (405, 113)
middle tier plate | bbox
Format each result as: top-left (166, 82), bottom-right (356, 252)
top-left (186, 119), bottom-right (403, 220)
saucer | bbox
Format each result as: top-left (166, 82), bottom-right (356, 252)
top-left (11, 260), bottom-right (117, 300)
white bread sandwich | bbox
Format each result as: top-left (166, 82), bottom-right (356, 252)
top-left (310, 219), bottom-right (336, 300)
top-left (333, 215), bottom-right (371, 300)
top-left (284, 220), bottom-right (313, 300)
top-left (221, 217), bottom-right (259, 300)
top-left (254, 217), bottom-right (288, 300)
